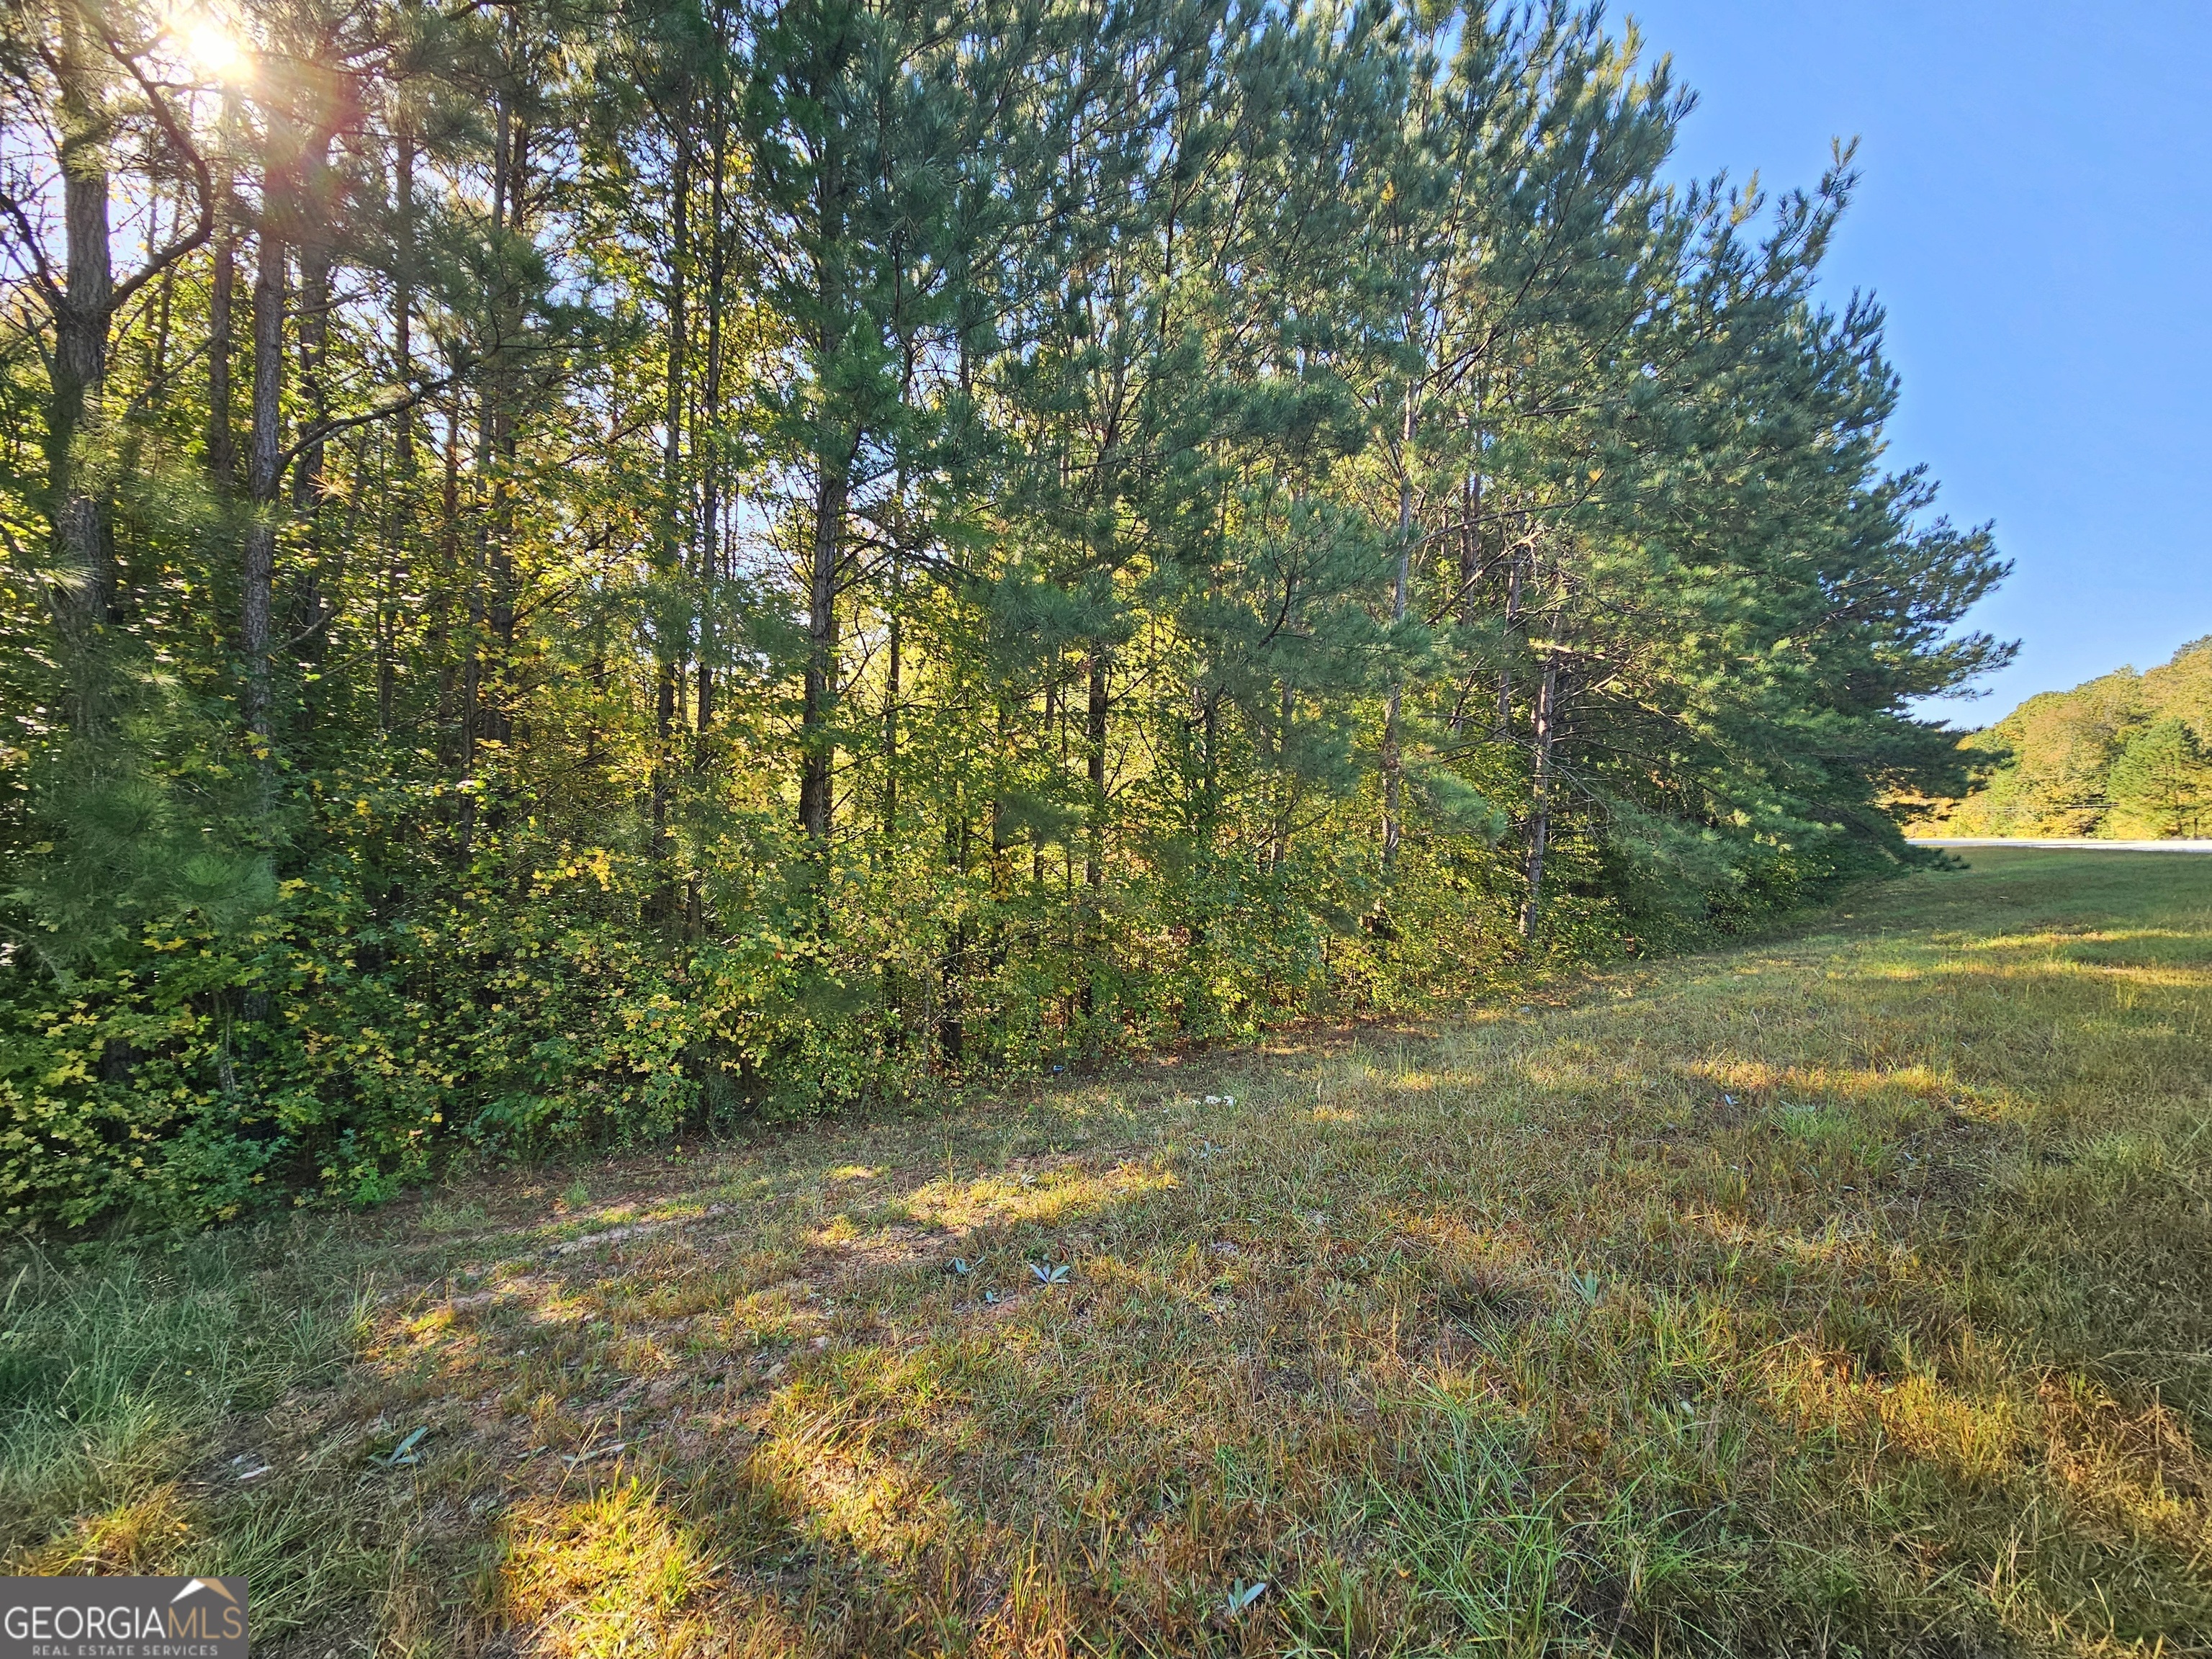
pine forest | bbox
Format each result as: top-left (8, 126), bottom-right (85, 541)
top-left (0, 0), bottom-right (2013, 1230)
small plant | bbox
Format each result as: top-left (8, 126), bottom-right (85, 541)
top-left (375, 1426), bottom-right (428, 1467)
top-left (1030, 1262), bottom-right (1070, 1286)
top-left (562, 1178), bottom-right (590, 1209)
top-left (1224, 1579), bottom-right (1268, 1618)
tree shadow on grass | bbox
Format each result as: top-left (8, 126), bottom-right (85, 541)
top-left (236, 871), bottom-right (2212, 1655)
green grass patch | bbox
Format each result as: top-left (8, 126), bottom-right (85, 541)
top-left (6, 849), bottom-right (2211, 1655)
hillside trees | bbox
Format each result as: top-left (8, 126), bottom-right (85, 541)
top-left (2108, 719), bottom-right (2212, 837)
top-left (0, 0), bottom-right (2010, 1229)
top-left (1930, 637), bottom-right (2212, 838)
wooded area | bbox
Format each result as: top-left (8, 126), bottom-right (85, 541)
top-left (1922, 637), bottom-right (2212, 840)
top-left (0, 0), bottom-right (2008, 1230)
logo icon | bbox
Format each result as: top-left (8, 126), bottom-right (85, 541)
top-left (171, 1578), bottom-right (240, 1606)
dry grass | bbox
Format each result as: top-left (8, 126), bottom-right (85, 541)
top-left (6, 848), bottom-right (2211, 1655)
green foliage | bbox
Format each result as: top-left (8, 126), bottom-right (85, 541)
top-left (0, 0), bottom-right (2008, 1231)
top-left (2109, 718), bottom-right (2212, 837)
top-left (1928, 637), bottom-right (2212, 837)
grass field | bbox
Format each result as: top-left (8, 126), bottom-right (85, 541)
top-left (5, 848), bottom-right (2211, 1656)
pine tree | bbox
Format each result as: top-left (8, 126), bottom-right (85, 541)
top-left (2110, 719), bottom-right (2212, 837)
top-left (0, 0), bottom-right (2020, 1228)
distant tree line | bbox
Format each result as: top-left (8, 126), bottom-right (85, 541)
top-left (1925, 639), bottom-right (2212, 840)
top-left (0, 0), bottom-right (2007, 1228)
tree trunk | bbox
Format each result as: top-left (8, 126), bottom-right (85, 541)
top-left (696, 105), bottom-right (726, 765)
top-left (1519, 652), bottom-right (1559, 940)
top-left (651, 128), bottom-right (689, 907)
top-left (687, 4), bottom-right (737, 943)
top-left (1084, 650), bottom-right (1108, 890)
top-left (1380, 382), bottom-right (1415, 873)
top-left (1447, 408), bottom-right (1486, 733)
top-left (287, 131), bottom-right (333, 716)
top-left (480, 106), bottom-right (524, 753)
top-left (241, 193), bottom-right (287, 799)
top-left (1078, 649), bottom-right (1108, 1017)
top-left (207, 92), bottom-right (239, 493)
top-left (798, 130), bottom-right (845, 843)
top-left (800, 458), bottom-right (844, 841)
top-left (378, 130), bottom-right (415, 732)
top-left (882, 598), bottom-right (901, 841)
top-left (48, 31), bottom-right (114, 729)
top-left (1497, 541), bottom-right (1523, 734)
top-left (289, 135), bottom-right (331, 510)
top-left (459, 399), bottom-right (485, 851)
top-left (146, 202), bottom-right (174, 396)
top-left (1460, 400), bottom-right (1485, 629)
top-left (437, 397), bottom-right (464, 772)
top-left (940, 799), bottom-right (966, 1064)
top-left (42, 7), bottom-right (210, 728)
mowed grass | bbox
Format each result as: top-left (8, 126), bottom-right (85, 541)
top-left (6, 848), bottom-right (2212, 1656)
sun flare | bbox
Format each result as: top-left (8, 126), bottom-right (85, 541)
top-left (174, 10), bottom-right (250, 83)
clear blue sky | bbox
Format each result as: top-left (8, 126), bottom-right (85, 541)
top-left (1621, 1), bottom-right (2212, 726)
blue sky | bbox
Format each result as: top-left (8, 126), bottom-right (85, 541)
top-left (1620, 1), bottom-right (2212, 725)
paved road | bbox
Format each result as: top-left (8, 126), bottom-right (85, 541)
top-left (1911, 837), bottom-right (2212, 853)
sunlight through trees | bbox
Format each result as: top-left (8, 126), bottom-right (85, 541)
top-left (0, 0), bottom-right (2008, 1227)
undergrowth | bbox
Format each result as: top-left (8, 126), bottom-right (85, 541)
top-left (3, 848), bottom-right (2208, 1656)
